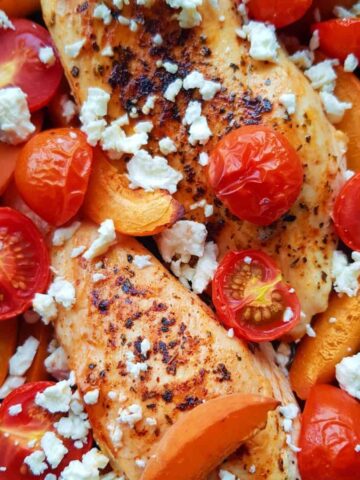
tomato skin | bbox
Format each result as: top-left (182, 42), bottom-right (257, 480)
top-left (208, 126), bottom-right (303, 226)
top-left (298, 384), bottom-right (360, 480)
top-left (247, 0), bottom-right (313, 28)
top-left (0, 207), bottom-right (50, 321)
top-left (212, 250), bottom-right (300, 342)
top-left (15, 128), bottom-right (93, 226)
top-left (332, 173), bottom-right (360, 251)
top-left (0, 19), bottom-right (63, 112)
top-left (313, 19), bottom-right (360, 62)
top-left (0, 382), bottom-right (92, 479)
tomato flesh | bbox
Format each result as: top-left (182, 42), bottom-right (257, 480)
top-left (0, 19), bottom-right (63, 111)
top-left (298, 384), bottom-right (360, 480)
top-left (0, 382), bottom-right (92, 479)
top-left (15, 128), bottom-right (93, 226)
top-left (0, 207), bottom-right (50, 321)
top-left (212, 250), bottom-right (300, 342)
top-left (332, 172), bottom-right (360, 251)
top-left (208, 126), bottom-right (303, 226)
top-left (247, 0), bottom-right (313, 28)
top-left (313, 19), bottom-right (360, 63)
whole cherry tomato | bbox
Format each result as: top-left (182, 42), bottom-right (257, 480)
top-left (298, 384), bottom-right (360, 480)
top-left (212, 250), bottom-right (300, 342)
top-left (0, 207), bottom-right (50, 321)
top-left (208, 126), bottom-right (303, 226)
top-left (0, 382), bottom-right (92, 479)
top-left (313, 19), bottom-right (360, 63)
top-left (15, 128), bottom-right (93, 226)
top-left (247, 0), bottom-right (313, 28)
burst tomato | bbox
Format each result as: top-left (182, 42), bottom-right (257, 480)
top-left (313, 19), bottom-right (360, 62)
top-left (332, 172), bottom-right (360, 251)
top-left (212, 250), bottom-right (300, 342)
top-left (0, 382), bottom-right (92, 479)
top-left (15, 128), bottom-right (93, 226)
top-left (208, 126), bottom-right (303, 226)
top-left (0, 19), bottom-right (63, 111)
top-left (298, 384), bottom-right (360, 480)
top-left (247, 0), bottom-right (313, 28)
top-left (0, 207), bottom-right (50, 321)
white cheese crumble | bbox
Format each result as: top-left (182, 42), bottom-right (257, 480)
top-left (332, 250), bottom-right (360, 296)
top-left (64, 39), bottom-right (86, 58)
top-left (283, 307), bottom-right (294, 323)
top-left (319, 91), bottom-right (352, 124)
top-left (84, 389), bottom-right (100, 405)
top-left (118, 403), bottom-right (143, 427)
top-left (198, 152), bottom-right (209, 166)
top-left (125, 351), bottom-right (148, 378)
top-left (0, 10), bottom-right (14, 30)
top-left (93, 3), bottom-right (112, 24)
top-left (127, 149), bottom-right (183, 194)
top-left (142, 94), bottom-right (157, 114)
top-left (190, 199), bottom-right (213, 217)
top-left (32, 293), bottom-right (57, 325)
top-left (9, 336), bottom-right (39, 376)
top-left (24, 451), bottom-right (48, 476)
top-left (0, 87), bottom-right (35, 145)
top-left (183, 101), bottom-right (212, 146)
top-left (101, 115), bottom-right (148, 159)
top-left (304, 59), bottom-right (338, 92)
top-left (305, 324), bottom-right (316, 338)
top-left (0, 376), bottom-right (25, 400)
top-left (41, 431), bottom-right (68, 469)
top-left (52, 221), bottom-right (81, 246)
top-left (107, 422), bottom-right (123, 446)
top-left (241, 21), bottom-right (279, 63)
top-left (48, 277), bottom-right (76, 309)
top-left (152, 33), bottom-right (163, 46)
top-left (135, 458), bottom-right (146, 468)
top-left (192, 241), bottom-right (219, 294)
top-left (101, 45), bottom-right (114, 57)
top-left (163, 61), bottom-right (179, 74)
top-left (309, 29), bottom-right (320, 51)
top-left (140, 338), bottom-right (151, 357)
top-left (44, 346), bottom-right (70, 381)
top-left (279, 93), bottom-right (296, 115)
top-left (9, 404), bottom-right (22, 416)
top-left (60, 448), bottom-right (109, 480)
top-left (83, 219), bottom-right (117, 260)
top-left (183, 70), bottom-right (221, 100)
top-left (145, 417), bottom-right (157, 426)
top-left (164, 78), bottom-right (183, 102)
top-left (133, 255), bottom-right (152, 269)
top-left (55, 412), bottom-right (91, 441)
top-left (92, 273), bottom-right (107, 283)
top-left (344, 53), bottom-right (359, 72)
top-left (289, 49), bottom-right (314, 70)
top-left (219, 470), bottom-right (236, 480)
top-left (159, 137), bottom-right (177, 155)
top-left (39, 46), bottom-right (56, 66)
top-left (35, 380), bottom-right (72, 413)
top-left (336, 352), bottom-right (360, 399)
top-left (227, 328), bottom-right (234, 338)
top-left (71, 245), bottom-right (86, 258)
top-left (80, 87), bottom-right (110, 146)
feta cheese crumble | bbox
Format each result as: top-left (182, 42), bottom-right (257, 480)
top-left (84, 389), bottom-right (100, 405)
top-left (52, 221), bottom-right (81, 246)
top-left (41, 431), bottom-right (68, 469)
top-left (93, 3), bottom-right (112, 25)
top-left (289, 49), bottom-right (314, 70)
top-left (183, 70), bottom-right (221, 100)
top-left (35, 380), bottom-right (72, 413)
top-left (279, 93), bottom-right (296, 115)
top-left (9, 336), bottom-right (39, 376)
top-left (332, 250), bottom-right (360, 296)
top-left (9, 404), bottom-right (22, 416)
top-left (0, 87), bottom-right (35, 145)
top-left (192, 241), bottom-right (219, 294)
top-left (33, 293), bottom-right (57, 325)
top-left (48, 277), bottom-right (76, 309)
top-left (0, 10), bottom-right (14, 30)
top-left (0, 376), bottom-right (25, 400)
top-left (101, 115), bottom-right (148, 159)
top-left (183, 101), bottom-right (212, 146)
top-left (24, 451), bottom-right (48, 476)
top-left (80, 87), bottom-right (110, 146)
top-left (64, 39), bottom-right (86, 58)
top-left (159, 137), bottom-right (177, 155)
top-left (44, 346), bottom-right (70, 381)
top-left (344, 53), bottom-right (359, 72)
top-left (283, 307), bottom-right (294, 323)
top-left (305, 324), bottom-right (317, 338)
top-left (164, 78), bottom-right (183, 102)
top-left (133, 255), bottom-right (152, 269)
top-left (219, 470), bottom-right (236, 480)
top-left (304, 59), bottom-right (338, 92)
top-left (320, 91), bottom-right (352, 124)
top-left (118, 403), bottom-right (143, 427)
top-left (83, 219), bottom-right (117, 260)
top-left (241, 21), bottom-right (280, 63)
top-left (336, 352), bottom-right (360, 399)
top-left (39, 46), bottom-right (56, 66)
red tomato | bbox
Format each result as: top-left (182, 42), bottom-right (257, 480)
top-left (212, 250), bottom-right (300, 342)
top-left (0, 382), bottom-right (92, 479)
top-left (298, 384), bottom-right (360, 480)
top-left (0, 19), bottom-right (63, 111)
top-left (0, 207), bottom-right (50, 321)
top-left (332, 172), bottom-right (360, 251)
top-left (208, 126), bottom-right (303, 226)
top-left (247, 0), bottom-right (313, 28)
top-left (15, 128), bottom-right (93, 226)
top-left (313, 19), bottom-right (360, 62)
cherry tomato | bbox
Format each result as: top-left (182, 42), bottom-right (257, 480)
top-left (0, 19), bottom-right (63, 112)
top-left (247, 0), bottom-right (313, 28)
top-left (313, 19), bottom-right (360, 62)
top-left (0, 382), bottom-right (92, 479)
top-left (298, 384), bottom-right (360, 480)
top-left (212, 250), bottom-right (300, 342)
top-left (0, 207), bottom-right (50, 321)
top-left (15, 128), bottom-right (93, 226)
top-left (208, 126), bottom-right (303, 226)
top-left (332, 173), bottom-right (360, 251)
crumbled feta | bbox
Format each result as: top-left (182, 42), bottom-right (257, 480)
top-left (142, 94), bottom-right (157, 114)
top-left (183, 71), bottom-right (221, 100)
top-left (0, 10), bottom-right (14, 30)
top-left (101, 45), bottom-right (114, 57)
top-left (159, 137), bottom-right (177, 155)
top-left (279, 93), bottom-right (296, 115)
top-left (52, 221), bottom-right (81, 246)
top-left (93, 3), bottom-right (112, 25)
top-left (275, 342), bottom-right (291, 376)
top-left (198, 152), bottom-right (209, 166)
top-left (152, 33), bottom-right (163, 45)
top-left (45, 475), bottom-right (57, 480)
top-left (344, 169), bottom-right (355, 181)
top-left (135, 458), bottom-right (146, 468)
top-left (55, 413), bottom-right (91, 441)
top-left (305, 324), bottom-right (317, 337)
top-left (48, 277), bottom-right (76, 309)
top-left (125, 351), bottom-right (148, 378)
top-left (61, 97), bottom-right (78, 124)
top-left (60, 448), bottom-right (109, 480)
top-left (336, 352), bottom-right (360, 399)
top-left (133, 255), bottom-right (152, 269)
top-left (45, 346), bottom-right (70, 381)
top-left (332, 250), bottom-right (360, 296)
top-left (9, 404), bottom-right (22, 416)
top-left (249, 464), bottom-right (256, 474)
top-left (127, 149), bottom-right (183, 194)
top-left (227, 328), bottom-right (234, 338)
top-left (164, 79), bottom-right (183, 102)
top-left (118, 403), bottom-right (143, 427)
top-left (183, 100), bottom-right (212, 145)
top-left (101, 115), bottom-right (148, 159)
top-left (163, 61), bottom-right (179, 74)
top-left (190, 199), bottom-right (213, 217)
top-left (83, 219), bottom-right (117, 261)
top-left (33, 294), bottom-right (57, 325)
top-left (9, 336), bottom-right (39, 376)
top-left (0, 87), bottom-right (35, 145)
top-left (219, 470), bottom-right (236, 480)
top-left (309, 29), bottom-right (320, 51)
top-left (241, 21), bottom-right (279, 63)
top-left (0, 376), bottom-right (25, 399)
top-left (134, 121), bottom-right (154, 134)
top-left (24, 451), bottom-right (48, 476)
top-left (344, 53), bottom-right (359, 72)
top-left (41, 431), bottom-right (68, 469)
top-left (107, 422), bottom-right (123, 446)
top-left (65, 39), bottom-right (86, 58)
top-left (329, 316), bottom-right (337, 324)
top-left (192, 242), bottom-right (219, 294)
top-left (71, 245), bottom-right (86, 258)
top-left (334, 2), bottom-right (360, 18)
top-left (84, 389), bottom-right (100, 405)
top-left (286, 434), bottom-right (302, 453)
top-left (92, 273), bottom-right (107, 283)
top-left (35, 380), bottom-right (72, 413)
top-left (183, 100), bottom-right (202, 126)
top-left (80, 87), bottom-right (110, 146)
top-left (140, 338), bottom-right (151, 357)
top-left (289, 49), bottom-right (314, 70)
top-left (283, 307), bottom-right (294, 322)
top-left (304, 59), bottom-right (338, 92)
top-left (39, 46), bottom-right (56, 66)
top-left (320, 91), bottom-right (352, 124)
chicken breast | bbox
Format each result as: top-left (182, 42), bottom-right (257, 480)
top-left (51, 222), bottom-right (300, 480)
top-left (42, 0), bottom-right (346, 337)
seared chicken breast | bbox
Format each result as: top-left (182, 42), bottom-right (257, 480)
top-left (51, 222), bottom-right (300, 480)
top-left (42, 0), bottom-right (346, 337)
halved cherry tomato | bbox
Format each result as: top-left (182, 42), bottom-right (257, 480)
top-left (15, 128), bottom-right (93, 226)
top-left (0, 382), bottom-right (92, 479)
top-left (0, 19), bottom-right (63, 112)
top-left (212, 250), bottom-right (300, 342)
top-left (298, 384), bottom-right (360, 480)
top-left (0, 207), bottom-right (50, 321)
top-left (247, 0), bottom-right (313, 28)
top-left (208, 126), bottom-right (303, 226)
top-left (332, 172), bottom-right (360, 251)
top-left (313, 19), bottom-right (360, 62)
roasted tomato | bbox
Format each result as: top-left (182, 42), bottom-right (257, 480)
top-left (212, 250), bottom-right (300, 342)
top-left (332, 172), bottom-right (360, 251)
top-left (15, 128), bottom-right (93, 226)
top-left (0, 207), bottom-right (50, 321)
top-left (313, 19), bottom-right (360, 62)
top-left (298, 384), bottom-right (360, 480)
top-left (0, 19), bottom-right (63, 111)
top-left (0, 382), bottom-right (92, 479)
top-left (247, 0), bottom-right (313, 28)
top-left (208, 126), bottom-right (303, 226)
